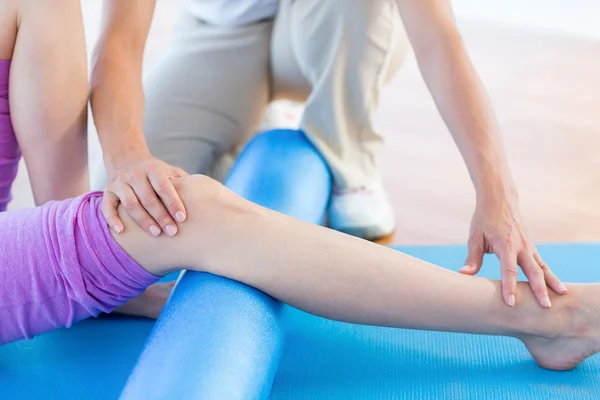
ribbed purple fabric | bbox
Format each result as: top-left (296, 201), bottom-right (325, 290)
top-left (0, 60), bottom-right (21, 212)
top-left (0, 192), bottom-right (159, 345)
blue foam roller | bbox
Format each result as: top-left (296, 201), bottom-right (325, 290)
top-left (121, 129), bottom-right (332, 400)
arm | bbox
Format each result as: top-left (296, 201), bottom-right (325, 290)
top-left (4, 0), bottom-right (88, 205)
top-left (91, 0), bottom-right (187, 237)
top-left (91, 0), bottom-right (153, 168)
top-left (395, 0), bottom-right (566, 307)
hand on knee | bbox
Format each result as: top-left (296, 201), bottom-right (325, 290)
top-left (111, 174), bottom-right (258, 276)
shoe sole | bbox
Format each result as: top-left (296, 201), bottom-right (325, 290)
top-left (336, 226), bottom-right (395, 243)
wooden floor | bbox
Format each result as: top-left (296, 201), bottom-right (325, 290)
top-left (8, 2), bottom-right (600, 246)
top-left (378, 22), bottom-right (600, 245)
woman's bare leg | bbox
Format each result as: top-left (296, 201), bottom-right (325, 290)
top-left (113, 175), bottom-right (600, 371)
top-left (10, 0), bottom-right (88, 204)
top-left (113, 282), bottom-right (175, 319)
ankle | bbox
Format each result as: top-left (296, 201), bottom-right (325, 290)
top-left (552, 285), bottom-right (589, 339)
top-left (514, 284), bottom-right (600, 371)
top-left (517, 283), bottom-right (582, 340)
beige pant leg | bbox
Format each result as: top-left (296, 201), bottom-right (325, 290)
top-left (271, 0), bottom-right (408, 188)
top-left (91, 10), bottom-right (272, 189)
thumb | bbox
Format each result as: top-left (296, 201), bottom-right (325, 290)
top-left (460, 239), bottom-right (484, 275)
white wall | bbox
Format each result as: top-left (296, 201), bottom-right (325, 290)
top-left (453, 0), bottom-right (600, 40)
top-left (9, 0), bottom-right (599, 209)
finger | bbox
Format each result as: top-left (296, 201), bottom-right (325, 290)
top-left (117, 184), bottom-right (162, 237)
top-left (535, 251), bottom-right (568, 295)
top-left (519, 253), bottom-right (552, 309)
top-left (128, 176), bottom-right (178, 237)
top-left (499, 251), bottom-right (519, 307)
top-left (148, 172), bottom-right (187, 224)
top-left (102, 191), bottom-right (123, 234)
top-left (460, 238), bottom-right (485, 275)
top-left (173, 167), bottom-right (188, 177)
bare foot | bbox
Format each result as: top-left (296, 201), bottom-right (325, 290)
top-left (518, 284), bottom-right (600, 371)
top-left (113, 282), bottom-right (175, 319)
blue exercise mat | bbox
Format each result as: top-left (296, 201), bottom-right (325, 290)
top-left (1, 244), bottom-right (599, 399)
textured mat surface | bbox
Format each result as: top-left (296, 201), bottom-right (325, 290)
top-left (1, 243), bottom-right (599, 399)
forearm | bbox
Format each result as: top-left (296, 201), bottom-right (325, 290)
top-left (90, 1), bottom-right (185, 237)
top-left (396, 0), bottom-right (516, 200)
top-left (91, 43), bottom-right (148, 167)
top-left (90, 0), bottom-right (156, 168)
top-left (418, 32), bottom-right (515, 198)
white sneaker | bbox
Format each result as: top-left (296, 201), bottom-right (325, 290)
top-left (328, 181), bottom-right (396, 241)
top-left (258, 100), bottom-right (304, 132)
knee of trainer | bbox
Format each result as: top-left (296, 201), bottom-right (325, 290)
top-left (293, 0), bottom-right (404, 70)
top-left (335, 0), bottom-right (393, 21)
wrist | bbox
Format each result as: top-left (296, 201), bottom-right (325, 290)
top-left (475, 175), bottom-right (519, 206)
top-left (467, 149), bottom-right (518, 203)
top-left (103, 139), bottom-right (151, 171)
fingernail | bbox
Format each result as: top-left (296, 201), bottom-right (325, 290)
top-left (459, 265), bottom-right (471, 273)
top-left (542, 296), bottom-right (552, 308)
top-left (508, 294), bottom-right (515, 307)
top-left (165, 225), bottom-right (177, 237)
top-left (175, 211), bottom-right (186, 222)
top-left (150, 225), bottom-right (161, 236)
top-left (558, 283), bottom-right (568, 294)
top-left (113, 225), bottom-right (122, 234)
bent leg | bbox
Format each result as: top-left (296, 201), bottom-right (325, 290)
top-left (10, 0), bottom-right (88, 205)
top-left (273, 0), bottom-right (408, 188)
top-left (271, 0), bottom-right (408, 240)
top-left (131, 11), bottom-right (271, 180)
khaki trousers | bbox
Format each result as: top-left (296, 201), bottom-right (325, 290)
top-left (92, 0), bottom-right (407, 189)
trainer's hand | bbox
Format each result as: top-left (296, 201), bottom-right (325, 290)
top-left (459, 195), bottom-right (568, 308)
top-left (103, 152), bottom-right (188, 237)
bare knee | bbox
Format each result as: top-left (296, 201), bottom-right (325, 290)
top-left (172, 174), bottom-right (251, 220)
top-left (113, 174), bottom-right (255, 276)
top-left (173, 175), bottom-right (223, 202)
